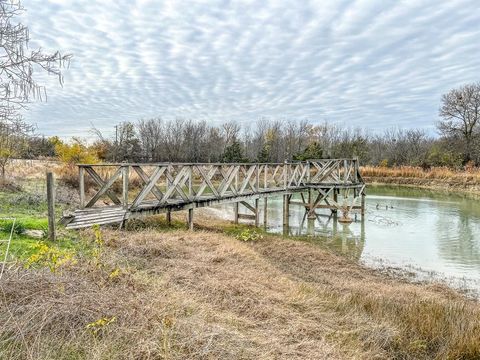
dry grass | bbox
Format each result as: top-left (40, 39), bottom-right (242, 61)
top-left (5, 159), bottom-right (62, 180)
top-left (361, 165), bottom-right (480, 182)
top-left (1, 220), bottom-right (479, 359)
top-left (361, 165), bottom-right (480, 193)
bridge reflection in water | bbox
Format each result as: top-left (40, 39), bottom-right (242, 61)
top-left (226, 194), bottom-right (366, 261)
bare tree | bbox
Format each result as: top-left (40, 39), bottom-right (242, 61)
top-left (0, 0), bottom-right (71, 120)
top-left (438, 83), bottom-right (480, 162)
top-left (0, 0), bottom-right (70, 179)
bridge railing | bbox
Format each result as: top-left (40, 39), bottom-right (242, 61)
top-left (77, 159), bottom-right (361, 209)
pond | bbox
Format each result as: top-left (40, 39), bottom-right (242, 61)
top-left (212, 186), bottom-right (480, 294)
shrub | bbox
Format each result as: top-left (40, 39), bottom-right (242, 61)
top-left (55, 138), bottom-right (99, 188)
top-left (0, 219), bottom-right (26, 235)
top-left (236, 229), bottom-right (263, 242)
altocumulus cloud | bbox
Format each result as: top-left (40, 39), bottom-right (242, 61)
top-left (21, 0), bottom-right (480, 137)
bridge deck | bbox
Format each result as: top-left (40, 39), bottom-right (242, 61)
top-left (62, 160), bottom-right (365, 229)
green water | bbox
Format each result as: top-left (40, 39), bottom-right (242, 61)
top-left (215, 186), bottom-right (480, 292)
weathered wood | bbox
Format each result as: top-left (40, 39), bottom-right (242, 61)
top-left (361, 192), bottom-right (365, 216)
top-left (187, 208), bottom-right (194, 230)
top-left (234, 202), bottom-right (239, 224)
top-left (84, 167), bottom-right (122, 205)
top-left (263, 197), bottom-right (268, 228)
top-left (79, 167), bottom-right (85, 209)
top-left (132, 165), bottom-right (163, 200)
top-left (240, 201), bottom-right (256, 213)
top-left (122, 166), bottom-right (129, 209)
top-left (46, 172), bottom-right (56, 241)
top-left (65, 159), bottom-right (366, 229)
top-left (132, 166), bottom-right (166, 207)
top-left (238, 213), bottom-right (256, 220)
top-left (283, 194), bottom-right (290, 235)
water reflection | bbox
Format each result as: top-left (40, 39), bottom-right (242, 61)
top-left (214, 186), bottom-right (480, 287)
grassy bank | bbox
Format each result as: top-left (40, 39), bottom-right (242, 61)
top-left (361, 165), bottom-right (480, 194)
top-left (1, 212), bottom-right (480, 359)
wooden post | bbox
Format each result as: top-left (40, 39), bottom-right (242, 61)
top-left (46, 172), bottom-right (56, 241)
top-left (361, 192), bottom-right (366, 217)
top-left (166, 209), bottom-right (171, 225)
top-left (234, 202), bottom-right (239, 224)
top-left (307, 188), bottom-right (315, 219)
top-left (333, 189), bottom-right (338, 214)
top-left (188, 165), bottom-right (193, 200)
top-left (264, 165), bottom-right (267, 189)
top-left (263, 197), bottom-right (268, 229)
top-left (254, 198), bottom-right (259, 227)
top-left (122, 165), bottom-right (129, 209)
top-left (187, 208), bottom-right (194, 230)
top-left (283, 194), bottom-right (290, 235)
top-left (79, 166), bottom-right (85, 209)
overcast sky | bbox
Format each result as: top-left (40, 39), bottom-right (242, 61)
top-left (22, 0), bottom-right (480, 138)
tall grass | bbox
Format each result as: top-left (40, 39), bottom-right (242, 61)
top-left (361, 165), bottom-right (480, 183)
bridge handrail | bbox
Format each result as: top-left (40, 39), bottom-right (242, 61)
top-left (76, 159), bottom-right (362, 209)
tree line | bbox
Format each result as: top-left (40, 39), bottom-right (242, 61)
top-left (2, 83), bottom-right (479, 177)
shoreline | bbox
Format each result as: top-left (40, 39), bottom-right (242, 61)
top-left (363, 176), bottom-right (480, 197)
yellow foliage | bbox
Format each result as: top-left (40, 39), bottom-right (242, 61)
top-left (25, 242), bottom-right (77, 273)
top-left (109, 268), bottom-right (121, 279)
top-left (86, 316), bottom-right (116, 336)
top-left (55, 137), bottom-right (98, 165)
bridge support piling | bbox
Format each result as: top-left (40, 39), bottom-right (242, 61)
top-left (307, 217), bottom-right (315, 236)
top-left (283, 194), bottom-right (290, 235)
top-left (263, 197), bottom-right (268, 229)
top-left (234, 202), bottom-right (239, 224)
top-left (361, 192), bottom-right (365, 217)
top-left (187, 208), bottom-right (194, 230)
top-left (254, 198), bottom-right (259, 227)
top-left (332, 189), bottom-right (338, 214)
top-left (166, 209), bottom-right (171, 225)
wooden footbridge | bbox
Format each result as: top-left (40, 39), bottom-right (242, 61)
top-left (61, 159), bottom-right (366, 231)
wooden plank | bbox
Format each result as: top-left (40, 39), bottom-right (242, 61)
top-left (67, 217), bottom-right (125, 229)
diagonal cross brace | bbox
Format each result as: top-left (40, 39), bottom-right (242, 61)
top-left (131, 166), bottom-right (166, 208)
top-left (85, 167), bottom-right (122, 207)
